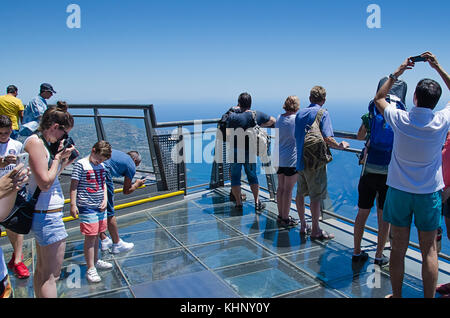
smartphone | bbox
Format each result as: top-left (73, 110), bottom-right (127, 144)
top-left (16, 153), bottom-right (29, 169)
top-left (410, 55), bottom-right (426, 62)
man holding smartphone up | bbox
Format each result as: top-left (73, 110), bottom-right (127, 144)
top-left (374, 52), bottom-right (450, 298)
top-left (0, 115), bottom-right (30, 279)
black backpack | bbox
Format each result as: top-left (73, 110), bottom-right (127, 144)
top-left (217, 106), bottom-right (241, 142)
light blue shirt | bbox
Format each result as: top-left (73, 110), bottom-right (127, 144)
top-left (23, 95), bottom-right (48, 124)
top-left (103, 149), bottom-right (136, 179)
top-left (295, 104), bottom-right (334, 171)
top-left (275, 113), bottom-right (297, 168)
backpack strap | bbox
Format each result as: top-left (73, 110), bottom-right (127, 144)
top-left (250, 110), bottom-right (258, 127)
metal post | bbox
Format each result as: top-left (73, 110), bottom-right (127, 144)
top-left (93, 107), bottom-right (106, 141)
top-left (144, 105), bottom-right (168, 191)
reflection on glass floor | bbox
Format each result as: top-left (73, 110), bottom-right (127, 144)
top-left (2, 187), bottom-right (439, 298)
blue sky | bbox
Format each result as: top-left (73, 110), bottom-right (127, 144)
top-left (1, 0), bottom-right (449, 122)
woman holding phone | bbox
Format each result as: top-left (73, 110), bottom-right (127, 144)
top-left (23, 105), bottom-right (76, 298)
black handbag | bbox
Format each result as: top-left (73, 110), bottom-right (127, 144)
top-left (0, 187), bottom-right (41, 235)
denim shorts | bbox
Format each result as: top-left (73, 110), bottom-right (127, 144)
top-left (230, 163), bottom-right (258, 186)
top-left (383, 187), bottom-right (442, 231)
top-left (31, 212), bottom-right (68, 246)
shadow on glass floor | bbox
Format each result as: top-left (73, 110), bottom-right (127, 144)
top-left (4, 188), bottom-right (428, 298)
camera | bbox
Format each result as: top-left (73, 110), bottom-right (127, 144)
top-left (62, 137), bottom-right (79, 161)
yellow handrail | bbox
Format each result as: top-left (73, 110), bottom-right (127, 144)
top-left (0, 189), bottom-right (184, 237)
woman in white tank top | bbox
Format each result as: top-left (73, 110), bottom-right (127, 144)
top-left (23, 105), bottom-right (76, 298)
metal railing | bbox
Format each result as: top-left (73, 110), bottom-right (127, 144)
top-left (61, 104), bottom-right (448, 261)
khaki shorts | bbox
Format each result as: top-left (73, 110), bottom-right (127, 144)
top-left (297, 166), bottom-right (328, 201)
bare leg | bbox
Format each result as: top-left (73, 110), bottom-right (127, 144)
top-left (277, 174), bottom-right (285, 218)
top-left (106, 216), bottom-right (120, 244)
top-left (249, 183), bottom-right (259, 204)
top-left (34, 239), bottom-right (66, 298)
top-left (84, 236), bottom-right (98, 269)
top-left (231, 185), bottom-right (242, 206)
top-left (353, 208), bottom-right (370, 255)
top-left (6, 229), bottom-right (24, 264)
top-left (418, 229), bottom-right (438, 298)
top-left (389, 225), bottom-right (410, 298)
top-left (295, 193), bottom-right (307, 231)
top-left (375, 208), bottom-right (390, 259)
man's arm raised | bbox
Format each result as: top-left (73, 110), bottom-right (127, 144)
top-left (374, 58), bottom-right (415, 116)
top-left (421, 52), bottom-right (450, 91)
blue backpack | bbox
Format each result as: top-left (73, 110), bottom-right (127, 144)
top-left (366, 95), bottom-right (406, 166)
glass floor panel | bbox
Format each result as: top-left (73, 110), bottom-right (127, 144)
top-left (189, 237), bottom-right (275, 269)
top-left (215, 257), bottom-right (319, 298)
top-left (2, 186), bottom-right (442, 298)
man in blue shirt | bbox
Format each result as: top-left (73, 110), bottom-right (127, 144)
top-left (99, 150), bottom-right (146, 253)
top-left (295, 86), bottom-right (349, 239)
top-left (20, 83), bottom-right (56, 136)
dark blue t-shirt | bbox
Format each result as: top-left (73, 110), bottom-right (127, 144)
top-left (226, 110), bottom-right (271, 130)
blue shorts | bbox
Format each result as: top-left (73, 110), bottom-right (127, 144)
top-left (230, 163), bottom-right (258, 186)
top-left (31, 212), bottom-right (68, 246)
top-left (383, 187), bottom-right (442, 231)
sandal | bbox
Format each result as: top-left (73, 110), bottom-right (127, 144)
top-left (300, 223), bottom-right (312, 235)
top-left (436, 283), bottom-right (450, 294)
top-left (310, 230), bottom-right (334, 241)
top-left (255, 201), bottom-right (266, 213)
top-left (230, 191), bottom-right (247, 202)
top-left (278, 216), bottom-right (299, 229)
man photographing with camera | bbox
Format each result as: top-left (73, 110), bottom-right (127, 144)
top-left (374, 52), bottom-right (450, 298)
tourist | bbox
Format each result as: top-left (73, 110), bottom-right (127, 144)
top-left (374, 52), bottom-right (450, 298)
top-left (0, 115), bottom-right (30, 279)
top-left (295, 86), bottom-right (349, 240)
top-left (438, 131), bottom-right (450, 298)
top-left (20, 83), bottom-right (56, 137)
top-left (99, 150), bottom-right (145, 253)
top-left (23, 105), bottom-right (76, 298)
top-left (352, 77), bottom-right (407, 267)
top-left (0, 164), bottom-right (29, 298)
top-left (0, 85), bottom-right (24, 140)
top-left (70, 141), bottom-right (113, 283)
top-left (275, 96), bottom-right (301, 228)
top-left (226, 92), bottom-right (276, 211)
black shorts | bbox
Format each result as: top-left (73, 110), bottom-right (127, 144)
top-left (358, 173), bottom-right (388, 210)
top-left (277, 167), bottom-right (297, 177)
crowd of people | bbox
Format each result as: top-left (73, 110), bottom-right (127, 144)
top-left (0, 84), bottom-right (145, 297)
top-left (0, 51), bottom-right (449, 298)
top-left (224, 52), bottom-right (449, 298)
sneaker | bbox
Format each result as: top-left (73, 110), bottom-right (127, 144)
top-left (352, 251), bottom-right (369, 263)
top-left (111, 239), bottom-right (134, 254)
top-left (100, 237), bottom-right (113, 251)
top-left (86, 267), bottom-right (101, 283)
top-left (96, 259), bottom-right (113, 270)
top-left (11, 262), bottom-right (30, 279)
top-left (7, 253), bottom-right (23, 269)
top-left (374, 255), bottom-right (389, 267)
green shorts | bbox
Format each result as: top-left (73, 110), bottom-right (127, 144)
top-left (296, 166), bottom-right (328, 201)
top-left (383, 187), bottom-right (442, 231)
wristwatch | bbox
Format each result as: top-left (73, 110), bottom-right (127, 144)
top-left (389, 73), bottom-right (398, 81)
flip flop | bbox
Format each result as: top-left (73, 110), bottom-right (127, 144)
top-left (310, 230), bottom-right (334, 241)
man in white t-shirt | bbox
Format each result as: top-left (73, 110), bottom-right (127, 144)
top-left (374, 52), bottom-right (450, 298)
top-left (0, 115), bottom-right (30, 279)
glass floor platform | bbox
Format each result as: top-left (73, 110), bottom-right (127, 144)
top-left (2, 186), bottom-right (450, 298)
